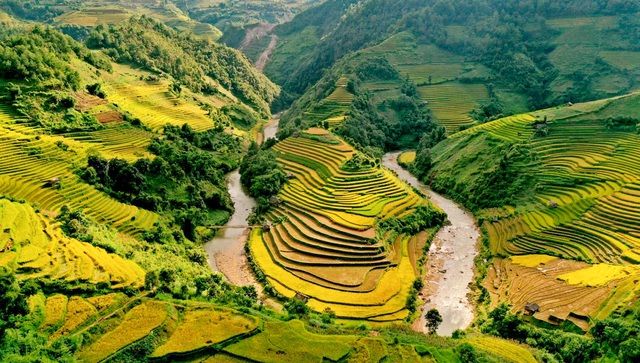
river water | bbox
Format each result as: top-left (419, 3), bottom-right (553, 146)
top-left (203, 170), bottom-right (257, 286)
top-left (382, 152), bottom-right (479, 336)
top-left (203, 114), bottom-right (279, 286)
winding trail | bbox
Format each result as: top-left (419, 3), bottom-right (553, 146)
top-left (382, 152), bottom-right (479, 336)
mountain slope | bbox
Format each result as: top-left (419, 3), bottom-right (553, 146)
top-left (267, 0), bottom-right (640, 111)
top-left (87, 16), bottom-right (278, 116)
top-left (415, 92), bottom-right (640, 330)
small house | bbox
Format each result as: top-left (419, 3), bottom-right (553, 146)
top-left (524, 303), bottom-right (540, 315)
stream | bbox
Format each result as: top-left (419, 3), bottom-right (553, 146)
top-left (203, 116), bottom-right (281, 305)
top-left (382, 152), bottom-right (479, 336)
top-left (203, 170), bottom-right (257, 286)
top-left (204, 118), bottom-right (479, 332)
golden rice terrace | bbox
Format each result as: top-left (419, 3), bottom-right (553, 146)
top-left (250, 128), bottom-right (437, 321)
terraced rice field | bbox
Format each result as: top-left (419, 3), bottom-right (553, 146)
top-left (486, 257), bottom-right (639, 330)
top-left (225, 319), bottom-right (355, 362)
top-left (303, 76), bottom-right (354, 127)
top-left (0, 199), bottom-right (145, 288)
top-left (0, 115), bottom-right (159, 235)
top-left (151, 307), bottom-right (259, 359)
top-left (78, 300), bottom-right (174, 362)
top-left (467, 336), bottom-right (537, 363)
top-left (452, 93), bottom-right (640, 328)
top-left (418, 82), bottom-right (489, 133)
top-left (30, 293), bottom-right (453, 362)
top-left (249, 128), bottom-right (436, 321)
top-left (101, 64), bottom-right (215, 132)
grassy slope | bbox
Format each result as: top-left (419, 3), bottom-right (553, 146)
top-left (426, 92), bottom-right (640, 329)
top-left (24, 291), bottom-right (527, 363)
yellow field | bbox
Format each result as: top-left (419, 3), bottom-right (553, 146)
top-left (248, 128), bottom-right (439, 321)
top-left (487, 256), bottom-right (640, 330)
top-left (41, 294), bottom-right (68, 331)
top-left (398, 151), bottom-right (416, 165)
top-left (152, 308), bottom-right (259, 358)
top-left (468, 336), bottom-right (537, 363)
top-left (52, 297), bottom-right (98, 339)
top-left (0, 199), bottom-right (145, 288)
top-left (78, 301), bottom-right (171, 362)
top-left (558, 264), bottom-right (637, 287)
top-left (224, 320), bottom-right (355, 362)
top-left (510, 254), bottom-right (557, 267)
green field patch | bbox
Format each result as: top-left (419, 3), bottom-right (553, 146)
top-left (225, 320), bottom-right (355, 362)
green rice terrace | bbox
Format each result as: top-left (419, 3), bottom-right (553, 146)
top-left (428, 92), bottom-right (640, 331)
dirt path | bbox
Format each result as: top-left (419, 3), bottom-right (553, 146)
top-left (254, 35), bottom-right (278, 71)
top-left (239, 23), bottom-right (276, 50)
top-left (382, 152), bottom-right (479, 336)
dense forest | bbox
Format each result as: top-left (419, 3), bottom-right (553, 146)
top-left (81, 124), bottom-right (242, 242)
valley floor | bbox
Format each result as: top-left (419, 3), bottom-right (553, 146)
top-left (383, 152), bottom-right (480, 335)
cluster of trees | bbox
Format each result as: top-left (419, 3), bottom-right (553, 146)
top-left (86, 16), bottom-right (278, 117)
top-left (605, 116), bottom-right (640, 132)
top-left (0, 268), bottom-right (80, 362)
top-left (378, 206), bottom-right (446, 235)
top-left (144, 269), bottom-right (258, 308)
top-left (81, 124), bottom-right (242, 241)
top-left (484, 303), bottom-right (640, 362)
top-left (0, 25), bottom-right (111, 89)
top-left (0, 25), bottom-right (111, 132)
top-left (0, 0), bottom-right (69, 22)
top-left (239, 142), bottom-right (287, 216)
top-left (337, 94), bottom-right (444, 153)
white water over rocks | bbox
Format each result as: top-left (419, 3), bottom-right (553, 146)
top-left (382, 152), bottom-right (479, 336)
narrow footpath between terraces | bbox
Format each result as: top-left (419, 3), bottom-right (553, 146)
top-left (382, 152), bottom-right (480, 336)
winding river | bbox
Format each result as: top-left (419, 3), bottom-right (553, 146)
top-left (204, 116), bottom-right (281, 303)
top-left (382, 152), bottom-right (479, 336)
top-left (205, 115), bottom-right (479, 333)
top-left (203, 170), bottom-right (257, 286)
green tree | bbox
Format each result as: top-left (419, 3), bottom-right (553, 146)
top-left (425, 308), bottom-right (443, 334)
top-left (620, 338), bottom-right (640, 362)
top-left (0, 268), bottom-right (28, 339)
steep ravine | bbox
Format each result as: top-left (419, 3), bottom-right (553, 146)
top-left (382, 152), bottom-right (480, 336)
